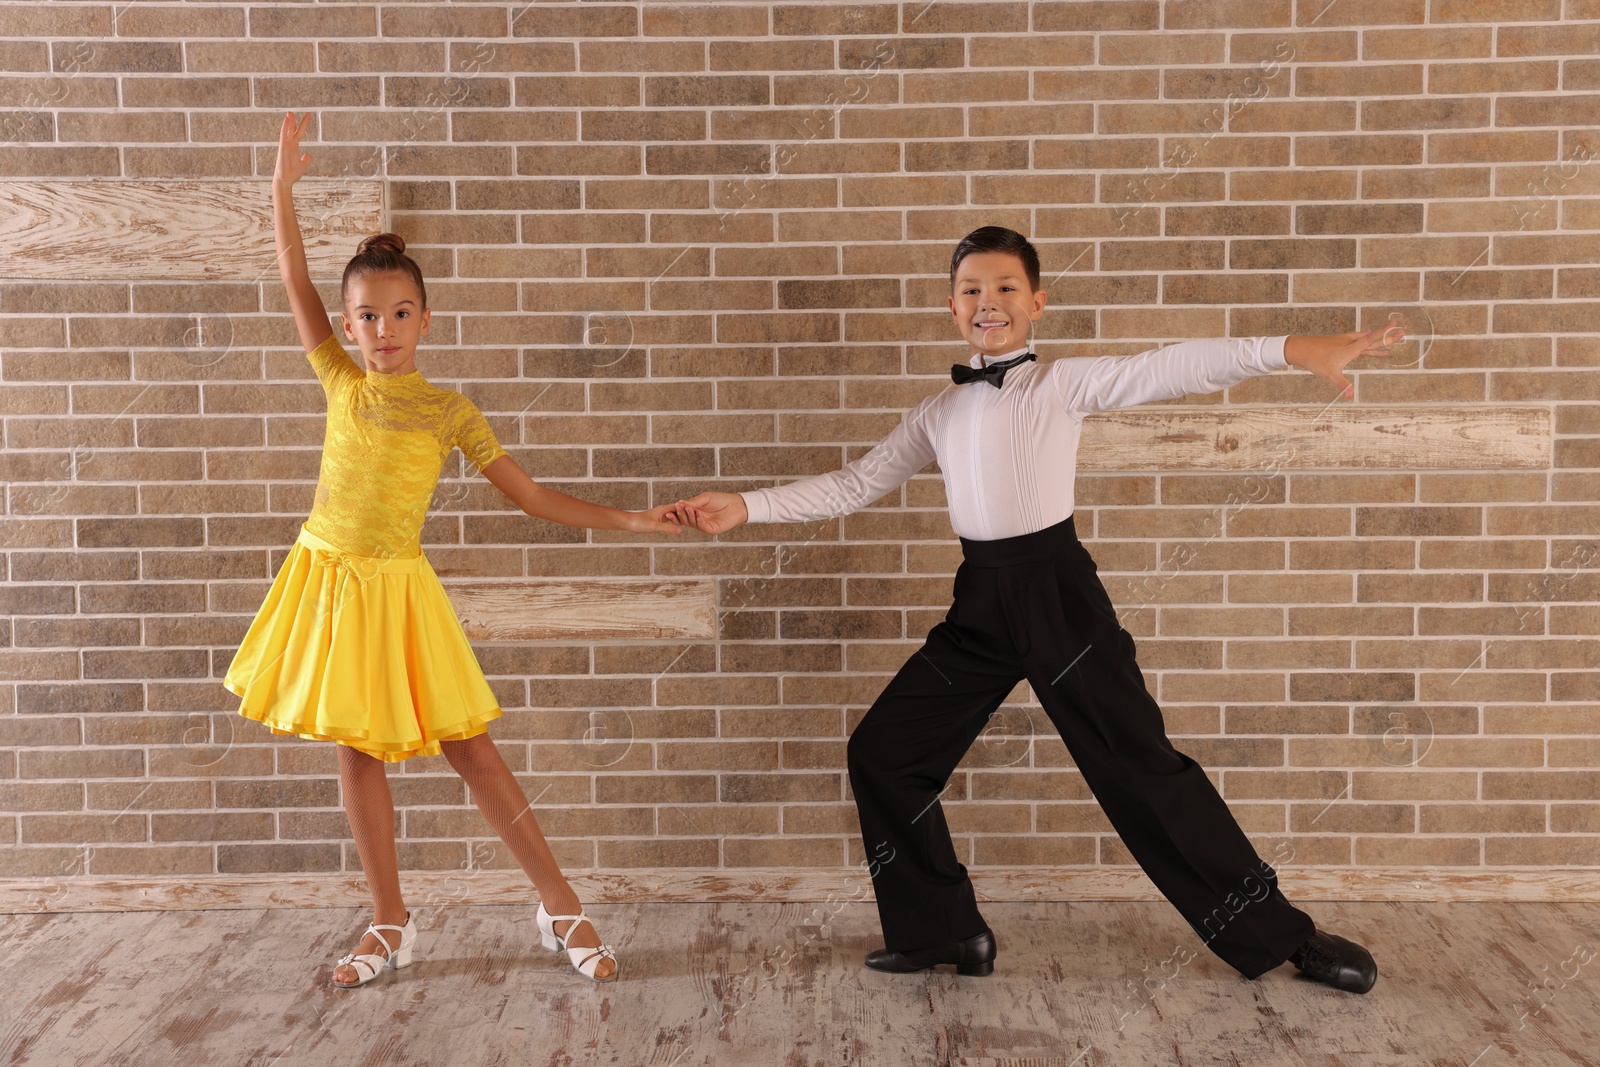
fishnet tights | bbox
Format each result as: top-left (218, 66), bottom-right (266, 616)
top-left (334, 734), bottom-right (611, 983)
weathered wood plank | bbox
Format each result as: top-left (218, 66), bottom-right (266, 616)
top-left (1079, 406), bottom-right (1550, 470)
top-left (4, 866), bottom-right (1598, 915)
top-left (0, 180), bottom-right (384, 281)
top-left (443, 579), bottom-right (718, 642)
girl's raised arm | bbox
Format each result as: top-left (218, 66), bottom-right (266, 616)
top-left (272, 112), bottom-right (333, 353)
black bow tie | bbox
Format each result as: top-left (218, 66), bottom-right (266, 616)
top-left (951, 351), bottom-right (1037, 389)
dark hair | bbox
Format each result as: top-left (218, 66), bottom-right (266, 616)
top-left (342, 232), bottom-right (427, 309)
top-left (949, 225), bottom-right (1041, 292)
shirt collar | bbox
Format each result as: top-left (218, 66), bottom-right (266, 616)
top-left (968, 345), bottom-right (1032, 369)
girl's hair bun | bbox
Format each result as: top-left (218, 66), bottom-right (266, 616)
top-left (356, 232), bottom-right (407, 257)
top-left (343, 232), bottom-right (427, 308)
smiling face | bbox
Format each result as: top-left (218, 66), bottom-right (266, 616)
top-left (947, 250), bottom-right (1047, 359)
top-left (340, 271), bottom-right (431, 374)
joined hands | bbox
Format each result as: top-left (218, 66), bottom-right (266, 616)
top-left (626, 503), bottom-right (689, 535)
top-left (670, 492), bottom-right (748, 536)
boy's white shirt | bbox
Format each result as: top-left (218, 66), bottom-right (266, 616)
top-left (739, 336), bottom-right (1290, 542)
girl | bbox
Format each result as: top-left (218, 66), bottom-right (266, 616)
top-left (224, 112), bottom-right (683, 986)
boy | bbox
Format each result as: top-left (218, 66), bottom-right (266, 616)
top-left (677, 227), bottom-right (1398, 993)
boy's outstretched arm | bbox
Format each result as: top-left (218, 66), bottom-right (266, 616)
top-left (1054, 326), bottom-right (1408, 416)
top-left (677, 395), bottom-right (941, 536)
top-left (272, 111), bottom-right (333, 354)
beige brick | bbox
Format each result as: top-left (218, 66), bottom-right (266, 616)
top-left (1034, 68), bottom-right (1156, 103)
top-left (646, 75), bottom-right (771, 110)
top-left (511, 3), bottom-right (637, 38)
top-left (1431, 59), bottom-right (1559, 95)
top-left (1499, 22), bottom-right (1600, 56)
top-left (46, 41), bottom-right (178, 76)
top-left (0, 143), bottom-right (120, 178)
top-left (726, 831), bottom-right (851, 870)
top-left (1487, 837), bottom-right (1600, 865)
top-left (772, 3), bottom-right (897, 36)
top-left (1103, 168), bottom-right (1225, 206)
top-left (592, 41), bottom-right (710, 78)
top-left (774, 71), bottom-right (901, 108)
top-left (1551, 804), bottom-right (1600, 833)
top-left (247, 4), bottom-right (372, 37)
top-left (974, 836), bottom-right (1096, 866)
top-left (0, 7), bottom-right (116, 37)
top-left (213, 843), bottom-right (338, 874)
top-left (710, 107), bottom-right (829, 144)
top-left (440, 38), bottom-right (569, 71)
top-left (719, 39), bottom-right (831, 75)
top-left (375, 5), bottom-right (502, 37)
top-left (1232, 100), bottom-right (1358, 134)
top-left (598, 838), bottom-right (720, 867)
top-left (1356, 837), bottom-right (1480, 866)
top-left (967, 33), bottom-right (1092, 68)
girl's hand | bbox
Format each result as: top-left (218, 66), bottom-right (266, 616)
top-left (673, 492), bottom-right (749, 535)
top-left (274, 111), bottom-right (314, 189)
top-left (1283, 325), bottom-right (1406, 399)
top-left (628, 503), bottom-right (685, 535)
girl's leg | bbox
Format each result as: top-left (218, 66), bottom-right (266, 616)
top-left (333, 743), bottom-right (410, 985)
top-left (440, 733), bottom-right (615, 979)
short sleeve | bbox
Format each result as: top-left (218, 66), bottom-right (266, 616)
top-left (305, 333), bottom-right (364, 400)
top-left (449, 395), bottom-right (509, 473)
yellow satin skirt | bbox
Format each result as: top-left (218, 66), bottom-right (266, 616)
top-left (224, 524), bottom-right (502, 762)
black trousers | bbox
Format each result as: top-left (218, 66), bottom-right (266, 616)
top-left (845, 515), bottom-right (1316, 979)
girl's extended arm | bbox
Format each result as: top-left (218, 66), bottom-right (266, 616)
top-left (273, 112), bottom-right (333, 353)
top-left (480, 454), bottom-right (683, 535)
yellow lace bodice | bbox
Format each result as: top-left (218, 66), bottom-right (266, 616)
top-left (300, 334), bottom-right (507, 559)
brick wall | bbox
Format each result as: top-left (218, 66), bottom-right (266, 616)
top-left (2, 0), bottom-right (1598, 891)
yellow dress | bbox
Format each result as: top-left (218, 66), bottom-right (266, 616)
top-left (223, 334), bottom-right (509, 761)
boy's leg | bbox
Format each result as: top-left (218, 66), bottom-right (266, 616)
top-left (1013, 542), bottom-right (1316, 979)
top-left (847, 565), bottom-right (1024, 953)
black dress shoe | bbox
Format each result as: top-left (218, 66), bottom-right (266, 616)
top-left (864, 929), bottom-right (996, 976)
top-left (1289, 930), bottom-right (1378, 993)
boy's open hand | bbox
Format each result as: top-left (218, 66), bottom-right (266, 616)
top-left (629, 503), bottom-right (685, 535)
top-left (274, 111), bottom-right (313, 188)
top-left (1284, 325), bottom-right (1406, 399)
top-left (674, 492), bottom-right (748, 535)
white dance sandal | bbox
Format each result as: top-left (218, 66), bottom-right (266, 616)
top-left (332, 911), bottom-right (417, 988)
top-left (536, 902), bottom-right (618, 982)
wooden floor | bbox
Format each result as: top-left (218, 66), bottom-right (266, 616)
top-left (2, 901), bottom-right (1597, 1066)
